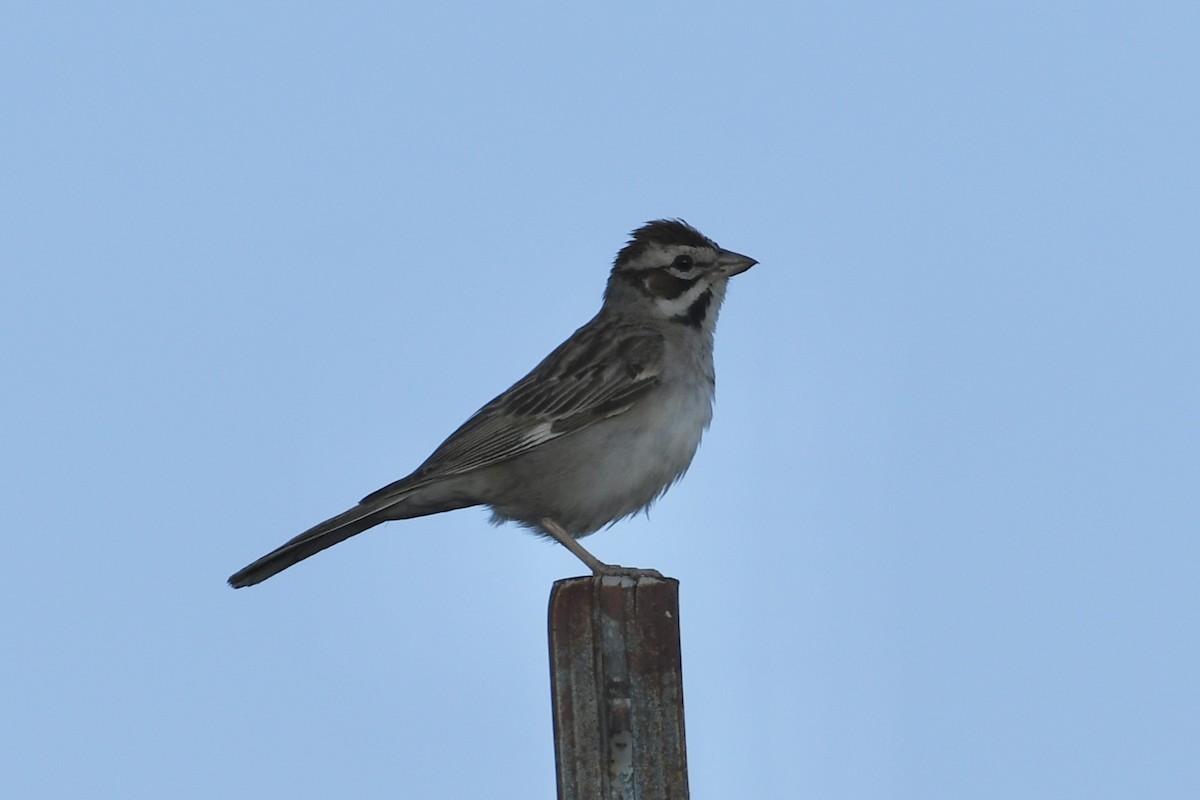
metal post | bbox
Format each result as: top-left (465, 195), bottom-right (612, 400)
top-left (548, 575), bottom-right (690, 800)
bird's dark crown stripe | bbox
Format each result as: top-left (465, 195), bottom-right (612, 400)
top-left (614, 219), bottom-right (717, 267)
top-left (672, 288), bottom-right (713, 328)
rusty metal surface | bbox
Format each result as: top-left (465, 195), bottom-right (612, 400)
top-left (548, 576), bottom-right (689, 800)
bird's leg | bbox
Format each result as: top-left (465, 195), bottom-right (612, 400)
top-left (540, 517), bottom-right (664, 579)
top-left (541, 518), bottom-right (608, 573)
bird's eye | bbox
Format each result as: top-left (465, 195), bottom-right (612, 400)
top-left (672, 254), bottom-right (695, 271)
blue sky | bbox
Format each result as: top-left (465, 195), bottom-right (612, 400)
top-left (3, 3), bottom-right (1197, 798)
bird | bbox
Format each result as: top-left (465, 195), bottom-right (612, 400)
top-left (228, 219), bottom-right (756, 588)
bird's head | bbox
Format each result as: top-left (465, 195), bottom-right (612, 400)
top-left (607, 219), bottom-right (756, 330)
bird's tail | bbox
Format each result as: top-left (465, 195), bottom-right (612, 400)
top-left (227, 504), bottom-right (388, 588)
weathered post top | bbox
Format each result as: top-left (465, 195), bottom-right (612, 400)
top-left (548, 575), bottom-right (689, 800)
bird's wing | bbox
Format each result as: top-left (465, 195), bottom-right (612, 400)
top-left (360, 322), bottom-right (664, 505)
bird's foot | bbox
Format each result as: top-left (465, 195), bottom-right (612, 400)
top-left (540, 517), bottom-right (664, 580)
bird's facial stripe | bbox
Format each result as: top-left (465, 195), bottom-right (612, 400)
top-left (618, 242), bottom-right (713, 274)
top-left (653, 278), bottom-right (712, 320)
top-left (642, 268), bottom-right (698, 299)
top-left (672, 287), bottom-right (713, 328)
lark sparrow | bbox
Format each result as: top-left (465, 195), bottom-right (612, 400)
top-left (229, 220), bottom-right (756, 587)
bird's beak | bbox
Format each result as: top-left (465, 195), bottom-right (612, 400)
top-left (716, 249), bottom-right (758, 276)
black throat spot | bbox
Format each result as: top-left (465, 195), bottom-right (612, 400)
top-left (673, 288), bottom-right (713, 328)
